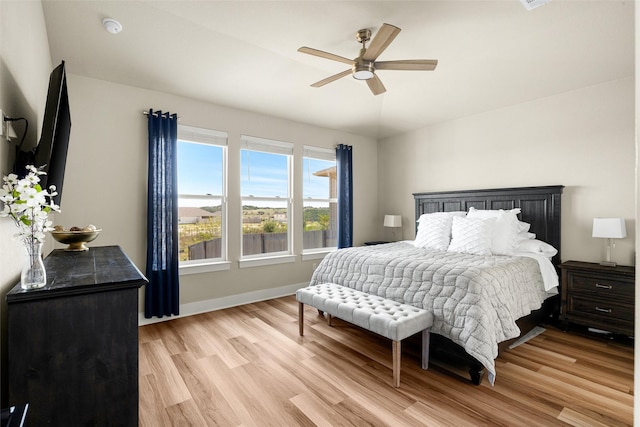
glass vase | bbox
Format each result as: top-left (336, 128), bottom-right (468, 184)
top-left (21, 238), bottom-right (46, 290)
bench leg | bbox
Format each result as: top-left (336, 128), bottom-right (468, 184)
top-left (327, 313), bottom-right (332, 327)
top-left (392, 340), bottom-right (401, 388)
top-left (422, 329), bottom-right (430, 370)
top-left (298, 302), bottom-right (304, 336)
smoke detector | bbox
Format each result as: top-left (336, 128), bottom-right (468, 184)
top-left (102, 18), bottom-right (123, 35)
top-left (520, 0), bottom-right (551, 10)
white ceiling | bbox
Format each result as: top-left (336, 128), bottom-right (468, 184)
top-left (41, 0), bottom-right (634, 139)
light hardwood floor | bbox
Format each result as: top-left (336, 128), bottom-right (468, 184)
top-left (139, 295), bottom-right (634, 426)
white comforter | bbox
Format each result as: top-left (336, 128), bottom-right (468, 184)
top-left (309, 241), bottom-right (554, 384)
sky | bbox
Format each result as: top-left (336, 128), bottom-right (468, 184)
top-left (177, 141), bottom-right (333, 207)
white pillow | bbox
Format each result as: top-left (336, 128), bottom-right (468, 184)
top-left (515, 231), bottom-right (536, 243)
top-left (517, 221), bottom-right (531, 233)
top-left (414, 211), bottom-right (466, 250)
top-left (447, 216), bottom-right (496, 256)
top-left (416, 211), bottom-right (466, 224)
top-left (515, 239), bottom-right (558, 258)
top-left (467, 207), bottom-right (521, 255)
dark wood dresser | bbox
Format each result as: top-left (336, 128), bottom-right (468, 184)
top-left (6, 245), bottom-right (147, 426)
top-left (559, 260), bottom-right (635, 336)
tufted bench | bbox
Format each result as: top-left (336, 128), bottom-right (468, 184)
top-left (296, 283), bottom-right (433, 387)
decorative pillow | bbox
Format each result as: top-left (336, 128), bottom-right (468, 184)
top-left (447, 216), bottom-right (496, 256)
top-left (515, 239), bottom-right (558, 258)
top-left (467, 207), bottom-right (521, 255)
top-left (414, 211), bottom-right (466, 250)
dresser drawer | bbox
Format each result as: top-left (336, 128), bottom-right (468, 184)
top-left (566, 272), bottom-right (634, 300)
top-left (567, 295), bottom-right (634, 323)
top-left (560, 261), bottom-right (635, 336)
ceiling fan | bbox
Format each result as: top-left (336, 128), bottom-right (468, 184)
top-left (298, 23), bottom-right (438, 96)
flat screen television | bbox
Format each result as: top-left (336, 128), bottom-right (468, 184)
top-left (14, 61), bottom-right (71, 207)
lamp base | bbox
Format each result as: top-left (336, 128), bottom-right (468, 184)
top-left (599, 260), bottom-right (617, 267)
top-left (600, 239), bottom-right (617, 267)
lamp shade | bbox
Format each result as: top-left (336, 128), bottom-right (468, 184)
top-left (592, 217), bottom-right (627, 239)
top-left (384, 215), bottom-right (402, 228)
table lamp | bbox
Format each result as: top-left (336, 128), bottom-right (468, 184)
top-left (592, 217), bottom-right (626, 267)
top-left (384, 215), bottom-right (402, 241)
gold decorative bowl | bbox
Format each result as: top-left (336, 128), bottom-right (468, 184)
top-left (51, 229), bottom-right (102, 251)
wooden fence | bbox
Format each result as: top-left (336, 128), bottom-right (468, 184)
top-left (188, 238), bottom-right (222, 260)
top-left (187, 230), bottom-right (337, 260)
top-left (303, 230), bottom-right (337, 250)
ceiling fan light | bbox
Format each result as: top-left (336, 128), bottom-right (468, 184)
top-left (352, 63), bottom-right (375, 80)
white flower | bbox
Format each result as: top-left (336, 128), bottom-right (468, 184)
top-left (15, 179), bottom-right (32, 193)
top-left (3, 173), bottom-right (18, 185)
top-left (0, 165), bottom-right (60, 243)
top-left (0, 189), bottom-right (14, 203)
top-left (25, 173), bottom-right (40, 186)
top-left (21, 188), bottom-right (47, 208)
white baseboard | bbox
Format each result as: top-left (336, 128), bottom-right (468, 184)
top-left (138, 282), bottom-right (306, 325)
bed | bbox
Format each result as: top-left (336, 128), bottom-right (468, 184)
top-left (309, 185), bottom-right (564, 385)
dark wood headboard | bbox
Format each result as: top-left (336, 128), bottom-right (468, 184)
top-left (413, 185), bottom-right (564, 266)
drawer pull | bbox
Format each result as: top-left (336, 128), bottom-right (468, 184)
top-left (595, 306), bottom-right (612, 313)
top-left (595, 283), bottom-right (612, 289)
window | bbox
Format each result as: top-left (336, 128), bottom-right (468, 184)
top-left (303, 146), bottom-right (337, 251)
top-left (177, 125), bottom-right (227, 266)
top-left (240, 135), bottom-right (293, 258)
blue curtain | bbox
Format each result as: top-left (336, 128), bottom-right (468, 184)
top-left (336, 144), bottom-right (353, 248)
top-left (145, 109), bottom-right (179, 318)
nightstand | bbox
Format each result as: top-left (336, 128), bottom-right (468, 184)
top-left (559, 261), bottom-right (635, 336)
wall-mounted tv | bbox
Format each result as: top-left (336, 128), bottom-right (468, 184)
top-left (14, 61), bottom-right (71, 207)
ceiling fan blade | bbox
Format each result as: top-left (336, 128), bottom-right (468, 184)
top-left (366, 74), bottom-right (386, 95)
top-left (375, 59), bottom-right (438, 71)
top-left (298, 47), bottom-right (353, 65)
top-left (362, 23), bottom-right (401, 61)
top-left (310, 69), bottom-right (352, 87)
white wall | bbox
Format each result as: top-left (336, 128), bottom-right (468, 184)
top-left (379, 77), bottom-right (635, 266)
top-left (0, 0), bottom-right (53, 407)
top-left (58, 75), bottom-right (378, 309)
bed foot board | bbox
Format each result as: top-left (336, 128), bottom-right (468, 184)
top-left (428, 333), bottom-right (487, 385)
top-left (469, 364), bottom-right (485, 386)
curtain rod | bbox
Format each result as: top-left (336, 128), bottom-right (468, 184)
top-left (142, 110), bottom-right (181, 120)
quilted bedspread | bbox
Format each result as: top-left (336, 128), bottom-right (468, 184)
top-left (309, 241), bottom-right (551, 384)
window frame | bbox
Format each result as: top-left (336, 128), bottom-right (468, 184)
top-left (176, 124), bottom-right (230, 274)
top-left (239, 135), bottom-right (294, 263)
top-left (302, 145), bottom-right (338, 255)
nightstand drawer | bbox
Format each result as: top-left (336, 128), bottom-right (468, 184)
top-left (567, 295), bottom-right (634, 323)
top-left (567, 273), bottom-right (633, 299)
